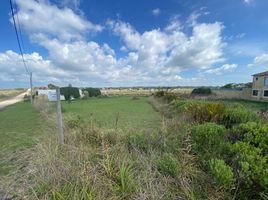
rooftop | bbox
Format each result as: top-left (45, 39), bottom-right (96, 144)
top-left (252, 71), bottom-right (268, 76)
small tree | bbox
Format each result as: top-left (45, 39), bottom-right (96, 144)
top-left (83, 88), bottom-right (101, 97)
top-left (60, 86), bottom-right (80, 102)
top-left (191, 87), bottom-right (212, 95)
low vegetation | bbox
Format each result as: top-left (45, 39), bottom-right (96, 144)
top-left (1, 93), bottom-right (268, 199)
top-left (0, 89), bottom-right (25, 101)
top-left (82, 87), bottom-right (101, 98)
top-left (0, 102), bottom-right (42, 176)
top-left (60, 86), bottom-right (80, 100)
top-left (191, 87), bottom-right (212, 95)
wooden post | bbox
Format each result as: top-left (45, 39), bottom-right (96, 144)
top-left (56, 87), bottom-right (64, 144)
top-left (30, 72), bottom-right (33, 104)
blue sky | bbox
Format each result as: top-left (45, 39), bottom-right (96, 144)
top-left (0, 0), bottom-right (268, 88)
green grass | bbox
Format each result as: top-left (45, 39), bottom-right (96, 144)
top-left (187, 98), bottom-right (268, 111)
top-left (0, 102), bottom-right (42, 175)
top-left (62, 96), bottom-right (161, 129)
top-left (217, 99), bottom-right (268, 110)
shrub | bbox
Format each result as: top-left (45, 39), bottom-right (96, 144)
top-left (60, 87), bottom-right (80, 100)
top-left (185, 102), bottom-right (226, 124)
top-left (231, 142), bottom-right (268, 197)
top-left (223, 106), bottom-right (259, 127)
top-left (191, 123), bottom-right (227, 159)
top-left (230, 122), bottom-right (268, 153)
top-left (154, 90), bottom-right (165, 97)
top-left (156, 153), bottom-right (180, 177)
top-left (83, 88), bottom-right (101, 97)
top-left (164, 92), bottom-right (177, 103)
top-left (191, 87), bottom-right (212, 95)
top-left (209, 159), bottom-right (234, 188)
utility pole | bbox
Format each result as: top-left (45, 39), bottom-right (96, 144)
top-left (30, 72), bottom-right (33, 104)
top-left (56, 87), bottom-right (64, 144)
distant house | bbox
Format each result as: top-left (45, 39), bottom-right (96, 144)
top-left (252, 71), bottom-right (268, 100)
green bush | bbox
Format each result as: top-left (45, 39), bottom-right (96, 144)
top-left (83, 88), bottom-right (101, 97)
top-left (209, 159), bottom-right (234, 188)
top-left (154, 90), bottom-right (165, 97)
top-left (191, 87), bottom-right (212, 95)
top-left (231, 122), bottom-right (268, 153)
top-left (154, 91), bottom-right (177, 103)
top-left (223, 106), bottom-right (259, 127)
top-left (156, 153), bottom-right (180, 177)
top-left (231, 142), bottom-right (268, 197)
top-left (164, 92), bottom-right (177, 103)
top-left (191, 123), bottom-right (227, 159)
top-left (185, 102), bottom-right (226, 124)
top-left (60, 87), bottom-right (80, 100)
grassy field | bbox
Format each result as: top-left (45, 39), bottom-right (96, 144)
top-left (2, 95), bottom-right (268, 199)
top-left (62, 96), bottom-right (161, 129)
top-left (0, 102), bottom-right (42, 176)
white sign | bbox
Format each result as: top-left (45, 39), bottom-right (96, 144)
top-left (38, 89), bottom-right (65, 101)
top-left (48, 90), bottom-right (57, 101)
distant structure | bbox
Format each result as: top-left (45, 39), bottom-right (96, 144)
top-left (252, 71), bottom-right (268, 100)
top-left (37, 89), bottom-right (65, 101)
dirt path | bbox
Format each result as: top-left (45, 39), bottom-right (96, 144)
top-left (0, 90), bottom-right (29, 110)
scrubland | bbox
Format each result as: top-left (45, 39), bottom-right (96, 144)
top-left (0, 92), bottom-right (268, 199)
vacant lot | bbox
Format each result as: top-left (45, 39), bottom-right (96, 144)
top-left (0, 102), bottom-right (42, 176)
top-left (0, 89), bottom-right (25, 101)
top-left (62, 96), bottom-right (161, 129)
top-left (2, 95), bottom-right (268, 199)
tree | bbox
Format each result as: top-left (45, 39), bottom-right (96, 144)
top-left (48, 83), bottom-right (58, 89)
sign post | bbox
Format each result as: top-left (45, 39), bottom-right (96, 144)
top-left (56, 87), bottom-right (64, 144)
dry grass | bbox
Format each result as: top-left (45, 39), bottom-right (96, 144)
top-left (0, 89), bottom-right (26, 101)
top-left (2, 96), bottom-right (230, 200)
top-left (101, 88), bottom-right (193, 96)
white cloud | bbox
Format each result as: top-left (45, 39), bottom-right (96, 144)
top-left (14, 0), bottom-right (102, 41)
top-left (60, 0), bottom-right (82, 10)
top-left (248, 54), bottom-right (268, 67)
top-left (205, 64), bottom-right (237, 75)
top-left (0, 50), bottom-right (69, 85)
top-left (152, 8), bottom-right (161, 16)
top-left (107, 20), bottom-right (141, 50)
top-left (3, 0), bottom-right (229, 87)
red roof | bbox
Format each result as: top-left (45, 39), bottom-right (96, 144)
top-left (252, 71), bottom-right (268, 76)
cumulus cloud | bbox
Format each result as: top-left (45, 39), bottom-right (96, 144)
top-left (3, 0), bottom-right (230, 87)
top-left (205, 64), bottom-right (237, 75)
top-left (0, 50), bottom-right (69, 85)
top-left (248, 54), bottom-right (268, 67)
top-left (14, 0), bottom-right (102, 41)
top-left (152, 8), bottom-right (161, 16)
top-left (108, 19), bottom-right (225, 72)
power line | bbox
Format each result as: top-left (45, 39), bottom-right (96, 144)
top-left (10, 0), bottom-right (33, 104)
top-left (9, 0), bottom-right (29, 74)
top-left (14, 0), bottom-right (26, 53)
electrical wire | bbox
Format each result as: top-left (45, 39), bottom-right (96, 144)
top-left (9, 0), bottom-right (30, 74)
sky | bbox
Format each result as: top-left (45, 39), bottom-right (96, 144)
top-left (0, 0), bottom-right (268, 88)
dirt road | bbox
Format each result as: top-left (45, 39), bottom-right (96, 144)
top-left (0, 90), bottom-right (28, 110)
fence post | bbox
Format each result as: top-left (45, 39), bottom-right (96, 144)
top-left (56, 87), bottom-right (64, 144)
